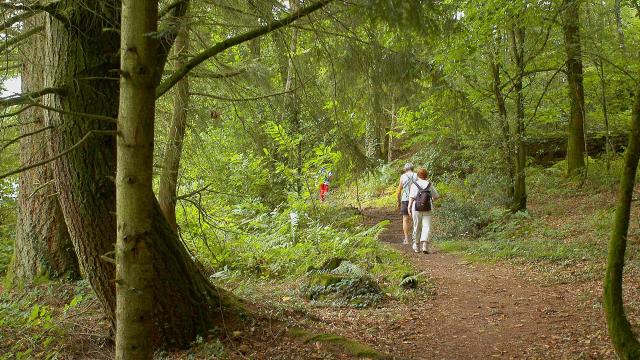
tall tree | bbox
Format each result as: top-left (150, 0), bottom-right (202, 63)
top-left (489, 57), bottom-right (515, 201)
top-left (115, 0), bottom-right (160, 356)
top-left (10, 13), bottom-right (79, 284)
top-left (20, 0), bottom-right (333, 348)
top-left (159, 20), bottom-right (190, 232)
top-left (563, 0), bottom-right (587, 175)
top-left (510, 25), bottom-right (527, 211)
top-left (604, 81), bottom-right (640, 359)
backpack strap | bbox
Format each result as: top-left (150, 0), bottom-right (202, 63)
top-left (411, 178), bottom-right (424, 191)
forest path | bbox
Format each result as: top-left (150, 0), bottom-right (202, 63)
top-left (359, 207), bottom-right (613, 359)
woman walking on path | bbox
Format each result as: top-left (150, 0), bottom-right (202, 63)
top-left (408, 168), bottom-right (439, 253)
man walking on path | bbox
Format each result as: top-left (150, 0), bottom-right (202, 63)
top-left (408, 168), bottom-right (439, 253)
top-left (396, 163), bottom-right (416, 244)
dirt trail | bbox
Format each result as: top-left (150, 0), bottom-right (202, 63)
top-left (355, 207), bottom-right (613, 359)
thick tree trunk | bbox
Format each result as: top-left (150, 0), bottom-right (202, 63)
top-left (42, 1), bottom-right (241, 348)
top-left (563, 0), bottom-right (587, 175)
top-left (11, 13), bottom-right (79, 284)
top-left (510, 27), bottom-right (527, 212)
top-left (115, 0), bottom-right (158, 357)
top-left (604, 82), bottom-right (640, 360)
top-left (490, 60), bottom-right (515, 201)
top-left (159, 22), bottom-right (190, 232)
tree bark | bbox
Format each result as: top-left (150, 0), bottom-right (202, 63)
top-left (42, 1), bottom-right (241, 349)
top-left (159, 21), bottom-right (190, 232)
top-left (490, 60), bottom-right (515, 201)
top-left (603, 81), bottom-right (640, 360)
top-left (115, 0), bottom-right (158, 357)
top-left (615, 0), bottom-right (626, 50)
top-left (283, 0), bottom-right (303, 195)
top-left (510, 26), bottom-right (527, 212)
top-left (10, 12), bottom-right (79, 284)
top-left (562, 0), bottom-right (587, 175)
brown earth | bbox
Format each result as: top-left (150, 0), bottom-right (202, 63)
top-left (300, 207), bottom-right (615, 359)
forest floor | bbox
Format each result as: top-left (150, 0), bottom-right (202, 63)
top-left (337, 207), bottom-right (616, 359)
top-left (4, 180), bottom-right (638, 359)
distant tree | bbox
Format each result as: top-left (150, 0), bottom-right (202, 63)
top-left (562, 0), bottom-right (587, 175)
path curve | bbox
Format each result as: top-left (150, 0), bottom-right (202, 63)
top-left (361, 207), bottom-right (613, 359)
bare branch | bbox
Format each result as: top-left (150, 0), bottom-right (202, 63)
top-left (0, 1), bottom-right (68, 25)
top-left (0, 130), bottom-right (117, 180)
top-left (0, 87), bottom-right (64, 107)
top-left (1, 124), bottom-right (53, 152)
top-left (156, 0), bottom-right (335, 98)
top-left (0, 24), bottom-right (43, 53)
top-left (190, 88), bottom-right (295, 102)
top-left (0, 9), bottom-right (37, 32)
top-left (32, 102), bottom-right (117, 123)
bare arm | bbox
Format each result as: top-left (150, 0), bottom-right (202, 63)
top-left (396, 179), bottom-right (403, 204)
top-left (408, 197), bottom-right (415, 216)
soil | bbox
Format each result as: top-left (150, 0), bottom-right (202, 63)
top-left (299, 207), bottom-right (616, 359)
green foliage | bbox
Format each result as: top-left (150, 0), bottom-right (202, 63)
top-left (0, 280), bottom-right (97, 359)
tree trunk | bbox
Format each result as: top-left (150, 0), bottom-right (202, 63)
top-left (510, 27), bottom-right (527, 212)
top-left (116, 0), bottom-right (159, 356)
top-left (603, 81), bottom-right (640, 360)
top-left (42, 1), bottom-right (241, 348)
top-left (159, 22), bottom-right (190, 232)
top-left (563, 0), bottom-right (587, 175)
top-left (490, 60), bottom-right (515, 201)
top-left (10, 13), bottom-right (79, 284)
top-left (615, 0), bottom-right (626, 50)
top-left (597, 60), bottom-right (612, 172)
top-left (283, 0), bottom-right (303, 195)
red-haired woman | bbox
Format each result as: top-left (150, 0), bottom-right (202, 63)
top-left (408, 168), bottom-right (439, 253)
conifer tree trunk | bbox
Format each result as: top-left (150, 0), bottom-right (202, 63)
top-left (563, 0), bottom-right (587, 175)
top-left (11, 13), bottom-right (79, 284)
top-left (115, 0), bottom-right (158, 357)
top-left (159, 21), bottom-right (190, 232)
top-left (510, 27), bottom-right (527, 211)
top-left (604, 82), bottom-right (640, 360)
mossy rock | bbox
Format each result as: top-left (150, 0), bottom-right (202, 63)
top-left (399, 273), bottom-right (418, 289)
top-left (331, 261), bottom-right (365, 277)
top-left (311, 257), bottom-right (346, 272)
top-left (302, 272), bottom-right (383, 307)
top-left (289, 328), bottom-right (393, 359)
top-left (309, 273), bottom-right (347, 288)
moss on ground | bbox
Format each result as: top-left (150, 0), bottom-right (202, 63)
top-left (289, 328), bottom-right (392, 359)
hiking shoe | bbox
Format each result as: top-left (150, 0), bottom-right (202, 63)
top-left (402, 238), bottom-right (409, 245)
top-left (412, 242), bottom-right (419, 253)
top-left (421, 242), bottom-right (429, 254)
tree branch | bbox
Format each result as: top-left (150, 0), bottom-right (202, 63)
top-left (190, 88), bottom-right (295, 102)
top-left (0, 9), bottom-right (37, 32)
top-left (0, 1), bottom-right (68, 25)
top-left (156, 0), bottom-right (335, 98)
top-left (31, 102), bottom-right (117, 123)
top-left (0, 24), bottom-right (43, 53)
top-left (0, 130), bottom-right (117, 180)
top-left (0, 87), bottom-right (65, 107)
top-left (0, 124), bottom-right (53, 152)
